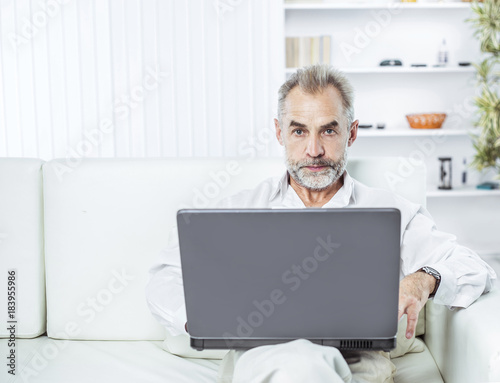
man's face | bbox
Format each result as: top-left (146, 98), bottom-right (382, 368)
top-left (275, 86), bottom-right (357, 191)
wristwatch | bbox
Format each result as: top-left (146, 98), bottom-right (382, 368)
top-left (418, 266), bottom-right (441, 298)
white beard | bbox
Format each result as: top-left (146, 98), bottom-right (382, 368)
top-left (284, 141), bottom-right (348, 191)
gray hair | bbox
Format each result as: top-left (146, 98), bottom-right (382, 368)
top-left (277, 64), bottom-right (355, 129)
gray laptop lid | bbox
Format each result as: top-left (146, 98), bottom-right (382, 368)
top-left (177, 208), bottom-right (401, 351)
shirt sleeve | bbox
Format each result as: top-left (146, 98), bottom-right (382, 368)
top-left (401, 205), bottom-right (497, 309)
top-left (145, 225), bottom-right (188, 336)
top-left (145, 198), bottom-right (234, 337)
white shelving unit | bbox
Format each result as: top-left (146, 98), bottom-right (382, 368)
top-left (284, 3), bottom-right (473, 10)
top-left (427, 186), bottom-right (500, 197)
top-left (284, 1), bottom-right (481, 197)
top-left (356, 128), bottom-right (473, 137)
top-left (283, 1), bottom-right (499, 252)
top-left (285, 66), bottom-right (475, 74)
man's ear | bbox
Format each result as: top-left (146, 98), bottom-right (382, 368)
top-left (347, 119), bottom-right (359, 147)
top-left (275, 118), bottom-right (285, 146)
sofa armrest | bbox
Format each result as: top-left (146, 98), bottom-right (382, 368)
top-left (425, 287), bottom-right (500, 383)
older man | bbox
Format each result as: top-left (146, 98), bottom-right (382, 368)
top-left (146, 64), bottom-right (496, 382)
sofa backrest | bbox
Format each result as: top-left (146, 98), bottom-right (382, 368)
top-left (6, 156), bottom-right (425, 341)
top-left (0, 158), bottom-right (46, 338)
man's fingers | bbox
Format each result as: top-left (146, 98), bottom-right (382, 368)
top-left (399, 273), bottom-right (426, 339)
top-left (405, 307), bottom-right (419, 339)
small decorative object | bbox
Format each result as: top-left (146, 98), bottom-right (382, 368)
top-left (406, 113), bottom-right (447, 129)
top-left (476, 182), bottom-right (499, 190)
top-left (437, 39), bottom-right (449, 66)
top-left (411, 64), bottom-right (427, 67)
top-left (458, 62), bottom-right (471, 66)
top-left (377, 123), bottom-right (385, 129)
top-left (380, 59), bottom-right (402, 66)
top-left (462, 158), bottom-right (467, 185)
top-left (438, 157), bottom-right (452, 190)
top-left (359, 124), bottom-right (373, 129)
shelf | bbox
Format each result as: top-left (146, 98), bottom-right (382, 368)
top-left (285, 66), bottom-right (475, 74)
top-left (284, 3), bottom-right (473, 10)
top-left (357, 129), bottom-right (472, 137)
top-left (427, 187), bottom-right (500, 197)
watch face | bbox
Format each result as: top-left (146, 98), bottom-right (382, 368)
top-left (418, 267), bottom-right (440, 298)
top-left (421, 267), bottom-right (441, 298)
top-left (423, 267), bottom-right (441, 280)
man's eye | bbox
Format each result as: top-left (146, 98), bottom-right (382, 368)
top-left (325, 129), bottom-right (335, 135)
top-left (294, 129), bottom-right (303, 136)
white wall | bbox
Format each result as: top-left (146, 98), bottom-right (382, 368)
top-left (0, 0), bottom-right (284, 160)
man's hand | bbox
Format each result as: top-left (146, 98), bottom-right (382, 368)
top-left (398, 271), bottom-right (436, 339)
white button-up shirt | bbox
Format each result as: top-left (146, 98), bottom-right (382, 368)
top-left (146, 170), bottom-right (497, 336)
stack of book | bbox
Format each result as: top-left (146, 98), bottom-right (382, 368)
top-left (286, 36), bottom-right (331, 68)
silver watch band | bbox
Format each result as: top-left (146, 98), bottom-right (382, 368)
top-left (418, 266), bottom-right (441, 298)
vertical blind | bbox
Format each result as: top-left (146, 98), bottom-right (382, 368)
top-left (0, 0), bottom-right (284, 160)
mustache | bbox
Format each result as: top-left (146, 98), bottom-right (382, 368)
top-left (298, 160), bottom-right (335, 167)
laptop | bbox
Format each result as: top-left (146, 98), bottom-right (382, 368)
top-left (177, 208), bottom-right (401, 352)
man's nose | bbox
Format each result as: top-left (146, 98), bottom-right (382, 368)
top-left (306, 135), bottom-right (325, 158)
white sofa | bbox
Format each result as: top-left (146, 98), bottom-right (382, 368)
top-left (0, 156), bottom-right (499, 383)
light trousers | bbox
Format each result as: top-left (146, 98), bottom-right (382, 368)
top-left (216, 339), bottom-right (396, 383)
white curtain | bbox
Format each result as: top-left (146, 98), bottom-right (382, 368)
top-left (0, 0), bottom-right (284, 160)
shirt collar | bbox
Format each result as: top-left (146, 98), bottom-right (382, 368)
top-left (269, 171), bottom-right (289, 202)
top-left (269, 169), bottom-right (356, 207)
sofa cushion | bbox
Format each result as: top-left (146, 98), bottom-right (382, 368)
top-left (0, 158), bottom-right (45, 338)
top-left (162, 332), bottom-right (229, 360)
top-left (390, 314), bottom-right (425, 359)
top-left (2, 336), bottom-right (442, 382)
top-left (392, 342), bottom-right (444, 383)
top-left (2, 336), bottom-right (220, 382)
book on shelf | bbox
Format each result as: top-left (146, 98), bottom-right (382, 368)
top-left (286, 36), bottom-right (331, 68)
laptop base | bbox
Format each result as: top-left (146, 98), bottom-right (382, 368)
top-left (191, 337), bottom-right (397, 352)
